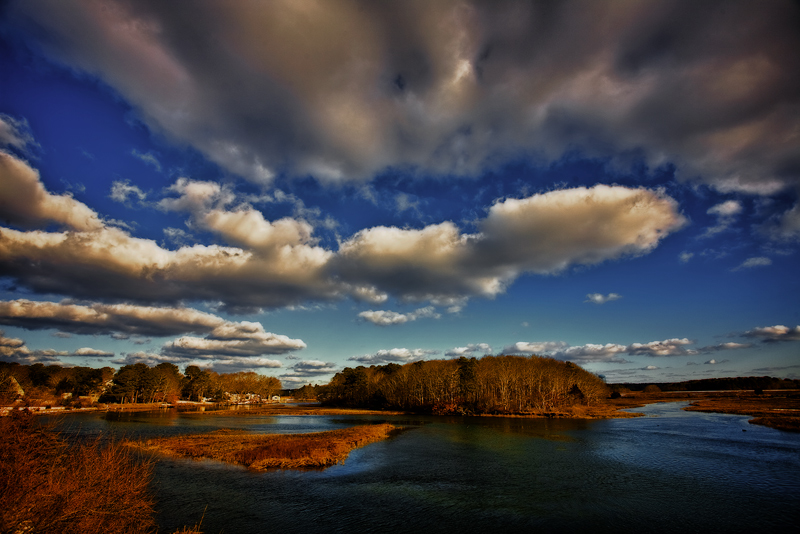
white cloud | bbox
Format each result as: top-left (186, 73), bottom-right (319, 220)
top-left (110, 180), bottom-right (147, 204)
top-left (0, 151), bottom-right (103, 231)
top-left (732, 256), bottom-right (772, 271)
top-left (0, 299), bottom-right (244, 337)
top-left (504, 336), bottom-right (749, 363)
top-left (444, 343), bottom-right (492, 358)
top-left (130, 149), bottom-right (162, 172)
top-left (679, 251), bottom-right (694, 263)
top-left (337, 185), bottom-right (686, 302)
top-left (358, 306), bottom-right (440, 326)
top-left (744, 325), bottom-right (800, 343)
top-left (701, 200), bottom-right (743, 238)
top-left (0, 114), bottom-right (38, 153)
top-left (585, 293), bottom-right (622, 305)
top-left (161, 330), bottom-right (304, 359)
top-left (503, 341), bottom-right (569, 355)
top-left (348, 348), bottom-right (439, 364)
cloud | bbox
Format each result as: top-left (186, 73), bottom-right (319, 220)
top-left (1, 329), bottom-right (112, 365)
top-left (110, 180), bottom-right (147, 204)
top-left (0, 114), bottom-right (38, 154)
top-left (277, 360), bottom-right (339, 385)
top-left (2, 162), bottom-right (684, 310)
top-left (130, 149), bottom-right (162, 172)
top-left (505, 336), bottom-right (750, 363)
top-left (679, 251), bottom-right (694, 263)
top-left (160, 330), bottom-right (303, 359)
top-left (358, 306), bottom-right (440, 326)
top-left (503, 341), bottom-right (569, 355)
top-left (744, 325), bottom-right (800, 343)
top-left (701, 200), bottom-right (743, 238)
top-left (732, 256), bottom-right (772, 271)
top-left (703, 359), bottom-right (730, 365)
top-left (8, 0), bottom-right (800, 195)
top-left (444, 343), bottom-right (492, 358)
top-left (0, 299), bottom-right (306, 365)
top-left (760, 202), bottom-right (800, 242)
top-left (348, 348), bottom-right (439, 364)
top-left (585, 293), bottom-right (622, 305)
top-left (0, 299), bottom-right (249, 337)
top-left (0, 151), bottom-right (103, 231)
top-left (336, 185), bottom-right (686, 301)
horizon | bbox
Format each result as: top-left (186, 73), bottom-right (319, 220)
top-left (1, 0), bottom-right (799, 386)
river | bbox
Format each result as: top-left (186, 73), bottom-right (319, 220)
top-left (53, 402), bottom-right (800, 533)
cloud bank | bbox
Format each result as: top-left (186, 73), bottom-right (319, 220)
top-left (7, 0), bottom-right (799, 196)
top-left (1, 152), bottom-right (685, 310)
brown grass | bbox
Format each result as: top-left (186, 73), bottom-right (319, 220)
top-left (130, 423), bottom-right (397, 470)
top-left (0, 410), bottom-right (203, 534)
top-left (682, 390), bottom-right (800, 431)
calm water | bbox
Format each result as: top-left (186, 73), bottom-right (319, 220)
top-left (52, 402), bottom-right (800, 534)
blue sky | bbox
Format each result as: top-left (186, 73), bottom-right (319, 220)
top-left (1, 0), bottom-right (799, 385)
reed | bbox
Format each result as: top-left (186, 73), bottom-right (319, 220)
top-left (131, 423), bottom-right (397, 470)
top-left (0, 410), bottom-right (203, 534)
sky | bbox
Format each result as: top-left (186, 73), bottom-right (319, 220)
top-left (1, 0), bottom-right (799, 386)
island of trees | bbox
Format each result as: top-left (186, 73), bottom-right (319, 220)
top-left (316, 355), bottom-right (609, 415)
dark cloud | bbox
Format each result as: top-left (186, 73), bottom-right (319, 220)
top-left (6, 0), bottom-right (799, 194)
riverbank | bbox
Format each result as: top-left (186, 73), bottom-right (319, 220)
top-left (128, 423), bottom-right (398, 470)
top-left (607, 389), bottom-right (800, 431)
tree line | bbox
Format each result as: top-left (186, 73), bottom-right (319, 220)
top-left (317, 354), bottom-right (609, 414)
top-left (0, 361), bottom-right (281, 407)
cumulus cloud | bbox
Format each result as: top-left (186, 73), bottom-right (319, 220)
top-left (0, 151), bottom-right (103, 231)
top-left (348, 348), bottom-right (439, 364)
top-left (444, 343), bottom-right (492, 358)
top-left (585, 293), bottom-right (622, 305)
top-left (2, 160), bottom-right (684, 309)
top-left (336, 185), bottom-right (686, 301)
top-left (160, 330), bottom-right (303, 359)
top-left (732, 256), bottom-right (772, 271)
top-left (0, 299), bottom-right (247, 337)
top-left (7, 0), bottom-right (800, 197)
top-left (1, 329), bottom-right (112, 365)
top-left (744, 325), bottom-right (800, 343)
top-left (358, 306), bottom-right (440, 326)
top-left (505, 336), bottom-right (749, 363)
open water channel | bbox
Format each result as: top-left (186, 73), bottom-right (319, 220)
top-left (54, 402), bottom-right (800, 534)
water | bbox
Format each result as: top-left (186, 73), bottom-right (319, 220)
top-left (51, 403), bottom-right (800, 533)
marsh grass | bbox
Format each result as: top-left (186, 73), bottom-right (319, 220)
top-left (0, 410), bottom-right (203, 534)
top-left (131, 423), bottom-right (397, 470)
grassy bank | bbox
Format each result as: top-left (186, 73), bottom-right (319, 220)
top-left (0, 411), bottom-right (202, 534)
top-left (129, 423), bottom-right (398, 470)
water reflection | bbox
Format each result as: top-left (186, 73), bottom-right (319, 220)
top-left (51, 403), bottom-right (800, 534)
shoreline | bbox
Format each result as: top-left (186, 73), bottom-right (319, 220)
top-left (5, 390), bottom-right (798, 431)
